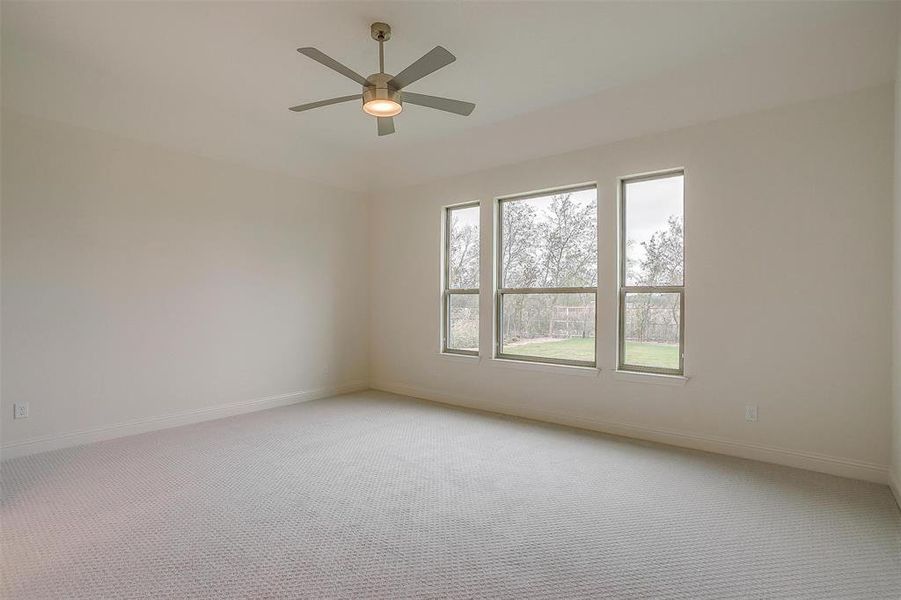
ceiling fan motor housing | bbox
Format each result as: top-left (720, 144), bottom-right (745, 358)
top-left (363, 73), bottom-right (401, 107)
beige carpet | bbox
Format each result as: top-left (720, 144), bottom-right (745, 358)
top-left (2, 390), bottom-right (899, 599)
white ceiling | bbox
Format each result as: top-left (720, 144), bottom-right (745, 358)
top-left (3, 1), bottom-right (899, 192)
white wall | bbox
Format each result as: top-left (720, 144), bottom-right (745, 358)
top-left (370, 85), bottom-right (895, 483)
top-left (1, 111), bottom-right (369, 454)
top-left (2, 85), bottom-right (896, 486)
top-left (892, 20), bottom-right (901, 497)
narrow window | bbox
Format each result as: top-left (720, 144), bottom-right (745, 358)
top-left (619, 171), bottom-right (684, 375)
top-left (443, 203), bottom-right (480, 355)
top-left (496, 185), bottom-right (598, 367)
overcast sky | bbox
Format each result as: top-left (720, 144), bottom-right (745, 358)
top-left (625, 174), bottom-right (683, 277)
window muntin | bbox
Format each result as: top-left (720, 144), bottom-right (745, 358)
top-left (497, 186), bottom-right (598, 366)
top-left (619, 172), bottom-right (684, 375)
top-left (443, 203), bottom-right (480, 355)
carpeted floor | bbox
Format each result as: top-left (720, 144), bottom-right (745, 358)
top-left (2, 390), bottom-right (899, 599)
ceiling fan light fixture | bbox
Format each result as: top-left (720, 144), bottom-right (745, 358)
top-left (363, 98), bottom-right (402, 117)
top-left (362, 82), bottom-right (402, 117)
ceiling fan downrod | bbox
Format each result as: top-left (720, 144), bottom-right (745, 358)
top-left (371, 22), bottom-right (391, 74)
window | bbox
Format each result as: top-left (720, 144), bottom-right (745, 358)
top-left (496, 185), bottom-right (598, 366)
top-left (443, 203), bottom-right (480, 355)
top-left (619, 171), bottom-right (684, 374)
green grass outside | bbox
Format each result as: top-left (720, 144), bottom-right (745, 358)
top-left (504, 337), bottom-right (595, 361)
top-left (623, 341), bottom-right (680, 370)
top-left (505, 337), bottom-right (679, 369)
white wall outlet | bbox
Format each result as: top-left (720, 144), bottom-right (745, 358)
top-left (13, 402), bottom-right (29, 419)
top-left (744, 404), bottom-right (758, 423)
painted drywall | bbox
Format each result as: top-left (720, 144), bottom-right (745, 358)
top-left (1, 111), bottom-right (369, 450)
top-left (369, 85), bottom-right (895, 482)
top-left (892, 20), bottom-right (901, 498)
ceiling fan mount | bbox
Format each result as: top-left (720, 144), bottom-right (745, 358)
top-left (370, 22), bottom-right (392, 42)
top-left (289, 22), bottom-right (476, 136)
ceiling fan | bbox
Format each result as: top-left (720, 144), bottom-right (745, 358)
top-left (289, 22), bottom-right (476, 136)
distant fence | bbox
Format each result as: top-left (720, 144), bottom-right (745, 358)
top-left (550, 305), bottom-right (594, 338)
top-left (623, 306), bottom-right (679, 344)
top-left (503, 300), bottom-right (596, 341)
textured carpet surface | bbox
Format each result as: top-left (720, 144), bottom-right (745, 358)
top-left (2, 390), bottom-right (899, 599)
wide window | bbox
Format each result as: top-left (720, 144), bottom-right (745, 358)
top-left (619, 171), bottom-right (684, 374)
top-left (443, 203), bottom-right (480, 355)
top-left (496, 185), bottom-right (598, 366)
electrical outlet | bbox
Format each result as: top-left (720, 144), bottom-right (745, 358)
top-left (13, 402), bottom-right (29, 420)
top-left (744, 404), bottom-right (758, 423)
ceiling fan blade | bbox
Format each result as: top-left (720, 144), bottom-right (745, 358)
top-left (388, 46), bottom-right (455, 89)
top-left (289, 94), bottom-right (361, 112)
top-left (297, 47), bottom-right (370, 87)
top-left (377, 117), bottom-right (395, 136)
top-left (402, 92), bottom-right (475, 116)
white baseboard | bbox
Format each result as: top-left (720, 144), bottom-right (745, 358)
top-left (890, 469), bottom-right (901, 512)
top-left (7, 379), bottom-right (893, 489)
top-left (1, 380), bottom-right (368, 461)
top-left (371, 380), bottom-right (890, 485)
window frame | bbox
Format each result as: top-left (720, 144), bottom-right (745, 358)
top-left (442, 201), bottom-right (481, 356)
top-left (617, 170), bottom-right (685, 376)
top-left (495, 183), bottom-right (599, 368)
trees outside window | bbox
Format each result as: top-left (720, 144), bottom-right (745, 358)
top-left (443, 203), bottom-right (480, 354)
top-left (442, 173), bottom-right (683, 373)
top-left (497, 186), bottom-right (598, 366)
top-left (620, 172), bottom-right (684, 374)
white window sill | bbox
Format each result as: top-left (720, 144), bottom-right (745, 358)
top-left (436, 351), bottom-right (480, 363)
top-left (613, 370), bottom-right (689, 386)
top-left (489, 357), bottom-right (600, 377)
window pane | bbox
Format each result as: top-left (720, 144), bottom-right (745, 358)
top-left (623, 292), bottom-right (680, 370)
top-left (501, 293), bottom-right (595, 363)
top-left (447, 294), bottom-right (479, 352)
top-left (624, 175), bottom-right (683, 286)
top-left (448, 205), bottom-right (479, 289)
top-left (500, 188), bottom-right (597, 288)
